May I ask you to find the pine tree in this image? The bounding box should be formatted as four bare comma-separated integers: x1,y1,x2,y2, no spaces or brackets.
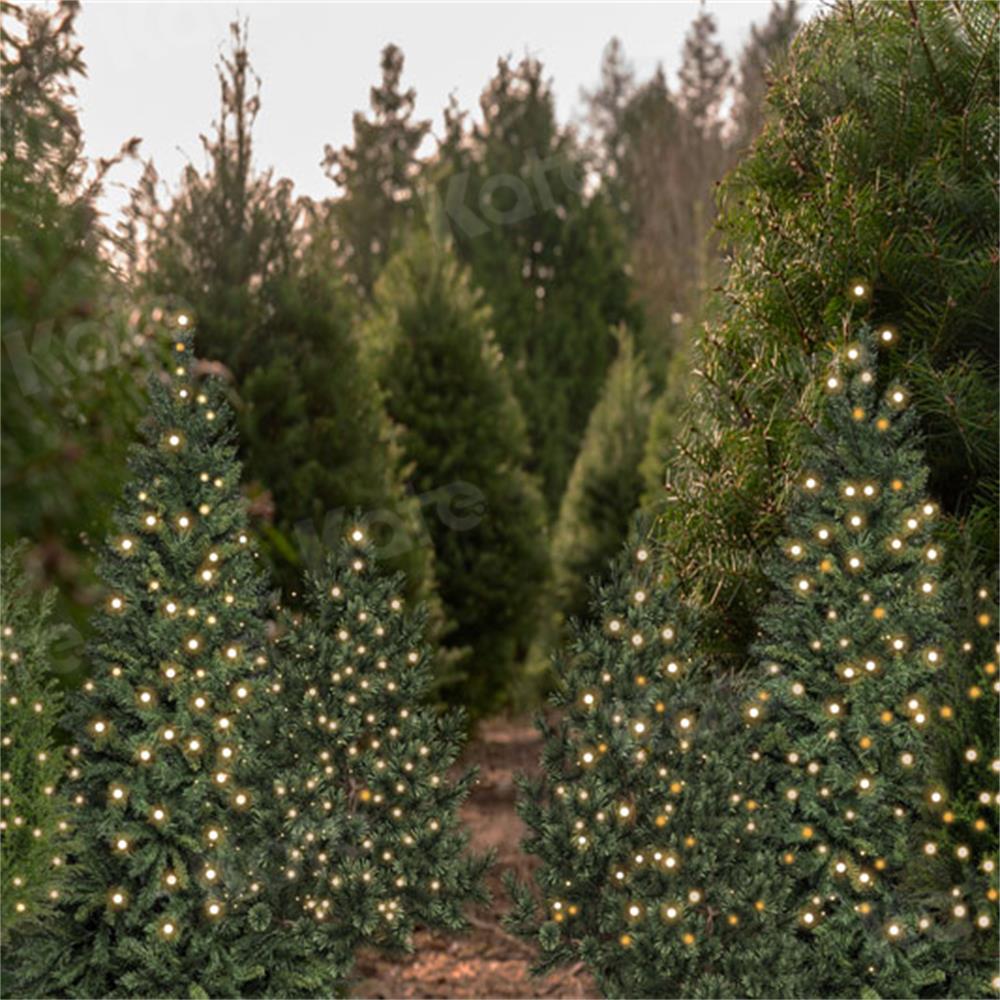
549,329,652,630
364,235,549,715
129,25,434,610
750,327,960,995
433,55,636,512
247,527,489,989
508,538,795,997
0,545,70,944
656,0,999,668
10,329,333,998
323,44,430,299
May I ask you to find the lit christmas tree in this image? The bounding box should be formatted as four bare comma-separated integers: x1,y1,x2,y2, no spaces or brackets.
917,576,999,996
249,527,489,989
751,325,962,995
508,537,796,997
11,326,334,998
0,545,70,943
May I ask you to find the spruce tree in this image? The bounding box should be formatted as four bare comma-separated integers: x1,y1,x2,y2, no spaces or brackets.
750,328,960,995
549,329,652,628
364,235,549,715
12,329,332,998
657,0,999,668
248,527,489,989
0,545,70,944
433,55,636,512
508,538,794,997
323,44,430,299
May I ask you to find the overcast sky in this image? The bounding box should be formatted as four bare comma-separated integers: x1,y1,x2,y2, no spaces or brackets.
65,1,819,218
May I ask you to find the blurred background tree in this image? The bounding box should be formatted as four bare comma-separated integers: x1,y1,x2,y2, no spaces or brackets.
1,0,161,676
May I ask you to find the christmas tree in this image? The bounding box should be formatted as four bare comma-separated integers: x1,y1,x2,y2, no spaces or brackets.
916,574,999,996
751,326,962,995
508,537,795,997
249,527,489,987
0,545,70,943
12,327,333,998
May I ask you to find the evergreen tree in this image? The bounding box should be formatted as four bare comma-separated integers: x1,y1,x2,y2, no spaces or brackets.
129,25,434,610
11,330,332,998
323,44,430,299
433,56,636,512
750,328,959,995
508,539,794,997
656,0,999,668
0,545,70,944
248,528,489,990
364,235,548,715
730,0,801,150
916,569,999,996
549,329,652,629
676,2,731,142
1,1,154,652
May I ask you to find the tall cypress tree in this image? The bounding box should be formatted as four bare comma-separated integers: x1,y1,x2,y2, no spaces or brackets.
10,330,333,998
0,545,70,945
364,235,549,715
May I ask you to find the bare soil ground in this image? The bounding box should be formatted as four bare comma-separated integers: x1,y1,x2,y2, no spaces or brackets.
352,717,598,1000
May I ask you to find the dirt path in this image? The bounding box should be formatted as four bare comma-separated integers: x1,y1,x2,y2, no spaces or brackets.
352,717,598,999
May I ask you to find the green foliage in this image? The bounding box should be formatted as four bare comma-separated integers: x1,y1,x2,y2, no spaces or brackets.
914,564,999,997
1,1,155,655
509,539,794,997
749,329,960,995
0,545,70,945
128,25,435,614
364,235,549,715
432,55,636,512
549,329,651,629
322,44,431,299
656,0,999,668
8,333,331,998
248,529,489,989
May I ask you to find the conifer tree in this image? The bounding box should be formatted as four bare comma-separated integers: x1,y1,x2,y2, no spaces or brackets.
364,235,548,715
508,538,795,998
11,329,332,998
916,573,999,996
248,527,489,989
323,44,430,299
750,328,960,995
129,25,434,610
2,1,153,646
550,329,652,628
657,0,999,667
433,55,636,512
0,545,70,944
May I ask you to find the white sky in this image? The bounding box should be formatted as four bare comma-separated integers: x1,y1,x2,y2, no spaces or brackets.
62,1,818,219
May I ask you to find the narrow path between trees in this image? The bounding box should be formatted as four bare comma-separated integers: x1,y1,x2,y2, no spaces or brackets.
353,717,598,999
